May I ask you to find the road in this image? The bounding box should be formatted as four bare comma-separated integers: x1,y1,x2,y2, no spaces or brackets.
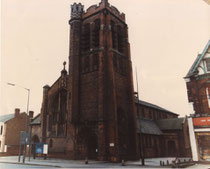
0,163,210,169
0,163,58,168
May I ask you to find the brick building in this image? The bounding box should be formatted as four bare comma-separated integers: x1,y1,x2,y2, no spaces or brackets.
40,0,137,162
185,40,210,161
0,108,33,155
136,99,191,158
38,0,191,161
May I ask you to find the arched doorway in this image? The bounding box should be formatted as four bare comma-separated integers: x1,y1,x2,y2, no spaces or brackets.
168,140,176,157
87,131,98,159
32,135,40,143
31,135,40,158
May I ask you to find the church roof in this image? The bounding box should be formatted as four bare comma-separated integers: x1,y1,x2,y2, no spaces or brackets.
135,98,178,116
185,40,210,78
136,118,163,135
155,117,185,130
0,114,14,123
30,114,41,125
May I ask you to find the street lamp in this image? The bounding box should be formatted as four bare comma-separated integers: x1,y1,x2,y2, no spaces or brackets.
135,68,145,166
7,82,30,163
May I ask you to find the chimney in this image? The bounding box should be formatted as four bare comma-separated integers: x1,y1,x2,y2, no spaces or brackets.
14,108,20,117
29,111,34,118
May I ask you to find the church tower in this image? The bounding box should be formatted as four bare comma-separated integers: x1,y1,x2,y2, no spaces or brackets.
68,0,139,161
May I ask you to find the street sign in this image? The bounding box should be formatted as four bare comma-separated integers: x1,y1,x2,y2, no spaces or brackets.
20,131,30,145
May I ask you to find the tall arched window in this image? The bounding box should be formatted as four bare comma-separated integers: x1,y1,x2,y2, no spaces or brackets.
117,25,124,53
60,89,67,124
92,19,100,48
111,21,116,49
82,23,90,51
49,139,53,148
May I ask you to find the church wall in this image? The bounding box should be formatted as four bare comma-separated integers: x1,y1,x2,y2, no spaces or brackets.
80,72,99,121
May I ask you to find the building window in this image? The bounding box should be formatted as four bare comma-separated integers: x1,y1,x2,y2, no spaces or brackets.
149,111,152,119
117,25,124,53
82,23,90,51
206,88,210,108
92,19,100,48
0,126,3,135
206,59,210,71
111,21,116,49
85,56,90,72
93,54,99,70
60,89,67,124
49,139,53,148
142,108,145,118
113,55,118,71
48,115,52,131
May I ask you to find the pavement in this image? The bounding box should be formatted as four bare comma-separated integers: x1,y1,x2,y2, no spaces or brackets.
0,156,198,168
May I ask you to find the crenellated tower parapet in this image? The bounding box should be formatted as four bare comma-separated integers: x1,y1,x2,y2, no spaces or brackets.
83,0,125,22
70,3,84,20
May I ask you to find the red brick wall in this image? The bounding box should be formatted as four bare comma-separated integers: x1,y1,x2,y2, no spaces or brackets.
5,113,27,146
186,75,210,115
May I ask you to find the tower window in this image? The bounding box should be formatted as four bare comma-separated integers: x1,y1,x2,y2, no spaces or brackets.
93,54,99,70
113,55,118,71
48,115,52,131
92,19,100,48
82,23,90,51
111,21,116,49
117,25,124,53
85,56,90,72
119,57,123,73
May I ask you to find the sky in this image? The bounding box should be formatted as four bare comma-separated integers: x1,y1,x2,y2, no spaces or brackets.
1,0,210,117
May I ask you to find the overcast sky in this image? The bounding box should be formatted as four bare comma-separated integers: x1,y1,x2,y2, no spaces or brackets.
1,0,210,117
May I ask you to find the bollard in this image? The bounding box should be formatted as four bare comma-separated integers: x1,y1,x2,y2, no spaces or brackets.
167,160,169,165
162,161,164,166
121,160,125,166
85,157,88,164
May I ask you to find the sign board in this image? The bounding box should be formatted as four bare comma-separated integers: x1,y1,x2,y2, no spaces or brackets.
109,143,114,147
35,143,44,154
43,144,48,154
193,117,210,127
20,131,30,145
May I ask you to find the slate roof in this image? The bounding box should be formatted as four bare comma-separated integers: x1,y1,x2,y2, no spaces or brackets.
30,114,41,125
155,118,185,130
135,98,178,116
0,114,14,123
136,118,163,135
186,40,210,78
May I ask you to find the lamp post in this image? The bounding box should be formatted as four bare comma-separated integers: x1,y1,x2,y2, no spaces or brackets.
7,83,30,163
135,68,145,166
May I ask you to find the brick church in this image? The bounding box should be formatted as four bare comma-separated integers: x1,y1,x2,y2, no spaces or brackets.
36,0,191,162
40,0,138,162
